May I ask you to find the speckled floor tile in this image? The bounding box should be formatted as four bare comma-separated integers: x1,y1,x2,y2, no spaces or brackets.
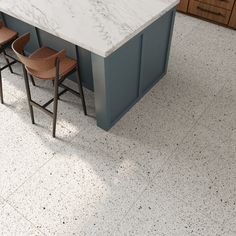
199,79,236,142
69,90,194,162
172,13,201,46
152,22,235,121
7,145,148,236
115,141,170,181
1,63,27,100
154,124,236,225
225,215,236,233
110,94,194,154
0,65,26,112
72,96,194,181
0,201,44,236
0,89,21,113
177,20,236,71
149,66,219,121
223,230,236,236
117,183,227,236
0,108,79,198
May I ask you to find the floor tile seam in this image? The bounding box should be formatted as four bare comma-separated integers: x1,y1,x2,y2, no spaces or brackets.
150,77,225,123
194,77,236,142
147,81,235,225
172,18,202,48
224,222,236,234
1,68,26,98
149,113,201,182
197,120,236,145
113,173,227,236
2,200,48,236
156,183,232,229
0,195,8,208
148,132,236,229
4,136,148,236
112,121,202,234
230,229,236,234
77,135,166,185
150,95,197,122
187,77,230,125
0,105,8,113
4,153,56,201
111,181,153,235
75,161,152,236
150,121,236,228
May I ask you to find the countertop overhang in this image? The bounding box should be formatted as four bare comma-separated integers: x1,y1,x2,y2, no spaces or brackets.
0,0,179,57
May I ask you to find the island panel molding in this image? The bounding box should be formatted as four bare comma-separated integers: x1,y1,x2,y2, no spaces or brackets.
0,0,179,57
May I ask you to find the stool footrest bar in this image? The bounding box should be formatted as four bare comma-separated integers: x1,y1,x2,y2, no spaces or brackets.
59,84,81,98
42,88,68,108
0,60,17,71
30,100,53,117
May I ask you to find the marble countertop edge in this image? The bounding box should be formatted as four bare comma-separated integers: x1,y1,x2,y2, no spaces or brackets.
0,0,179,57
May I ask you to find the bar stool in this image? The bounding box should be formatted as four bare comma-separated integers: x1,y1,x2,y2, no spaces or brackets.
12,33,87,137
0,19,18,104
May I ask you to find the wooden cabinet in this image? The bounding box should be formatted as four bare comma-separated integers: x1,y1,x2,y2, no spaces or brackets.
177,0,236,29
197,0,235,10
229,2,236,28
188,0,232,25
177,0,189,12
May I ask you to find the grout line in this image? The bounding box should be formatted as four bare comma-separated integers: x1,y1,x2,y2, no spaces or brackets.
142,80,234,228
2,200,48,236
173,13,202,47
4,155,56,200
3,119,86,201
112,184,151,235
114,115,200,233
114,73,232,233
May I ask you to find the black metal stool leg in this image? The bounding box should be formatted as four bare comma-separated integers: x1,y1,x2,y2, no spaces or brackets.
76,65,87,115
29,75,36,87
0,69,3,104
52,76,59,138
3,50,13,74
22,66,35,124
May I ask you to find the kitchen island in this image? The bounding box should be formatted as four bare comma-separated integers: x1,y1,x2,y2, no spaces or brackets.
0,0,179,130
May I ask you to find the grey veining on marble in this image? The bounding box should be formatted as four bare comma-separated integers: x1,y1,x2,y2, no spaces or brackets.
0,0,179,57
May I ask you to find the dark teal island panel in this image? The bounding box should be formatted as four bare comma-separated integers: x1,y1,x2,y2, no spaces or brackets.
91,8,176,130
91,35,142,129
140,10,175,94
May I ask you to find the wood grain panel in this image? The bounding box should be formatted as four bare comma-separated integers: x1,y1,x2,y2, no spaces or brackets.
197,0,235,10
229,2,236,28
177,0,189,12
189,0,231,24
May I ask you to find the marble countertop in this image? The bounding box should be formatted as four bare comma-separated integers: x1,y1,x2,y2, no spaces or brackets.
0,0,179,57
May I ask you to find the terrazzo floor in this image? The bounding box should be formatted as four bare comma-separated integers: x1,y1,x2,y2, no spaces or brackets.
0,13,236,236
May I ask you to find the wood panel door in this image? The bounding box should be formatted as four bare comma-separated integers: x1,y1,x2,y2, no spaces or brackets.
177,0,189,12
188,0,232,24
197,0,235,10
229,2,236,28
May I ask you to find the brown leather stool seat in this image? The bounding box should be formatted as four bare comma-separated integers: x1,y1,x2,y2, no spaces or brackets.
0,25,18,46
27,47,77,80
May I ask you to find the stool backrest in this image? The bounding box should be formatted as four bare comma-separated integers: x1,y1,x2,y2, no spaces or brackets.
12,33,66,72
